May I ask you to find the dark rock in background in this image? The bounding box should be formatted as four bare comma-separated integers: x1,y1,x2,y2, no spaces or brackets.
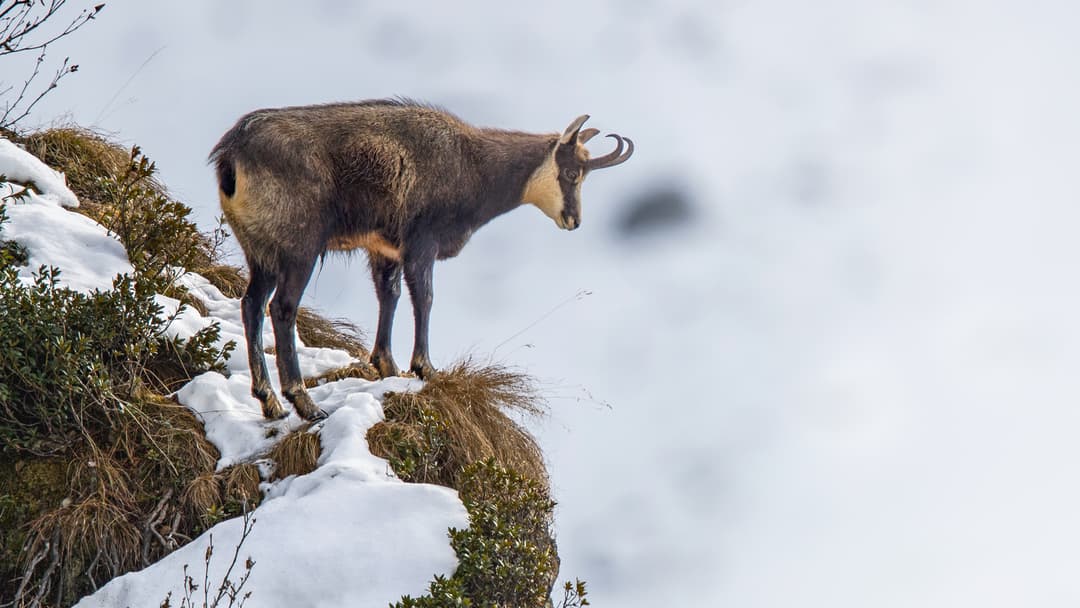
614,183,697,237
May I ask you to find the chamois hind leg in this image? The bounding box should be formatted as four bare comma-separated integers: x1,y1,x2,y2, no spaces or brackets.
241,263,286,420
368,254,403,378
269,255,326,421
404,241,438,380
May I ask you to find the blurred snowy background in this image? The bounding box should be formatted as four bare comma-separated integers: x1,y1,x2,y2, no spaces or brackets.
19,0,1080,605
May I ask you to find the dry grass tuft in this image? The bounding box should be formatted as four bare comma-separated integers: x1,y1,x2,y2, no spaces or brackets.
18,127,132,206
8,389,227,603
69,448,131,499
423,359,546,418
182,473,221,519
269,426,322,480
367,418,426,451
369,358,548,489
296,306,370,358
25,495,142,604
198,262,249,298
135,394,219,477
177,289,210,317
305,362,380,388
221,463,262,505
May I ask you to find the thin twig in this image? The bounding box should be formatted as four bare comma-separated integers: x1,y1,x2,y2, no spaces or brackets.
0,2,102,56
211,511,255,607
28,528,61,608
11,540,49,604
142,488,174,563
85,547,103,590
2,55,73,127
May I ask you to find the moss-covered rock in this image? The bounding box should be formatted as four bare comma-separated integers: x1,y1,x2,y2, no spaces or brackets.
0,458,70,599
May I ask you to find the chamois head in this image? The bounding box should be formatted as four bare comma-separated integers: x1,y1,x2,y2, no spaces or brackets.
524,115,634,230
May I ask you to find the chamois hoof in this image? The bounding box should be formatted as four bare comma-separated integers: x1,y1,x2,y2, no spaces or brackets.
285,389,327,422
410,360,437,381
304,408,328,423
260,392,289,421
370,351,400,379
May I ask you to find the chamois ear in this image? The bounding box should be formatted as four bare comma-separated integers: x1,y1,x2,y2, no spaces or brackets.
559,114,590,145
578,128,600,144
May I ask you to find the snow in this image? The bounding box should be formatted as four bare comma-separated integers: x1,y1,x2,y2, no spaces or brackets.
1,148,468,608
0,138,80,209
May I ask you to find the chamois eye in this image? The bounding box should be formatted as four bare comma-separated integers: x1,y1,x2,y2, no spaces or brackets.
562,168,579,181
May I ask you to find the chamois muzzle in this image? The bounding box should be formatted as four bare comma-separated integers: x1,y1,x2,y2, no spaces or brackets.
587,134,635,170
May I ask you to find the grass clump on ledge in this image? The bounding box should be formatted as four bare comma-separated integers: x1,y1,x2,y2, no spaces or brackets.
368,358,547,489
268,425,322,480
296,306,371,359
371,360,582,607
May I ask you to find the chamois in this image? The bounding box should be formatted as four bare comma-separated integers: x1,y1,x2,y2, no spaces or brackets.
210,99,633,421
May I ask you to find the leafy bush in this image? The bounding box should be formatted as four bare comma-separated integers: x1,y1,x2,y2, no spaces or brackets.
393,460,562,608
371,394,452,484
97,146,209,292
0,202,238,604
451,460,559,608
0,236,28,266
0,200,28,266
375,364,578,607
394,576,471,608
0,255,232,455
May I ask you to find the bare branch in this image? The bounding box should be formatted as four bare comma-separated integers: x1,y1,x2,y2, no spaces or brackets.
0,1,103,129
0,1,103,57
1,54,77,127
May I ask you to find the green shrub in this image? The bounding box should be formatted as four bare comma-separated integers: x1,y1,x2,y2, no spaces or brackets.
0,201,28,266
97,146,209,292
393,460,562,608
0,259,233,455
0,236,27,266
372,395,452,484
0,203,236,603
451,460,559,608
395,576,471,608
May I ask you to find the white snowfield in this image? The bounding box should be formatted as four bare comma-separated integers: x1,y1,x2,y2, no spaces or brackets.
1,140,469,608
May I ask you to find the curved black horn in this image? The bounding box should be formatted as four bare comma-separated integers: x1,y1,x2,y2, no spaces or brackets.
587,134,634,169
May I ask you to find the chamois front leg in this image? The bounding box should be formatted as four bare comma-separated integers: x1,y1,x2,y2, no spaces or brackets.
404,239,438,380
368,254,403,378
269,256,327,421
